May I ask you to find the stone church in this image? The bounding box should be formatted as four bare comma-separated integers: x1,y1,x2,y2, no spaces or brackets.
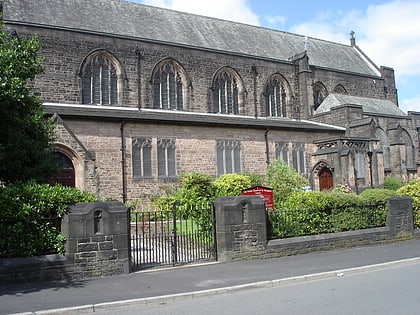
2,0,419,203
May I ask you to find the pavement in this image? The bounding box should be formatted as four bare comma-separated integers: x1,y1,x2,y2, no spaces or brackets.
2,238,420,315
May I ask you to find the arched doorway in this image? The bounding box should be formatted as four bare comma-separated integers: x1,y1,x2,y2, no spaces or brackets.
318,167,333,191
47,151,75,187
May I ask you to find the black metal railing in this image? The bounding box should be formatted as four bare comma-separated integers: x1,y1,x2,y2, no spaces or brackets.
130,203,216,269
0,217,62,258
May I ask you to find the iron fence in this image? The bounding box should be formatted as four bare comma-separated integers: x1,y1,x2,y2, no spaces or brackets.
0,217,62,258
130,203,216,270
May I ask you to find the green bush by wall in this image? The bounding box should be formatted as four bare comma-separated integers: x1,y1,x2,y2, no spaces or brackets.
0,182,98,258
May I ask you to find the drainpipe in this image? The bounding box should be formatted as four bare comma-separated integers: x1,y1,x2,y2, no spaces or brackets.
120,121,127,203
265,128,270,166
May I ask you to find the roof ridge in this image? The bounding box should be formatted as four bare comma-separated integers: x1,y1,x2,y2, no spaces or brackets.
3,0,380,76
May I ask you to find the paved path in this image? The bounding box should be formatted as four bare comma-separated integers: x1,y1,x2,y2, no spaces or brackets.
2,239,420,314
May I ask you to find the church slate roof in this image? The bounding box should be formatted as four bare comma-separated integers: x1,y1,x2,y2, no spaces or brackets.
315,94,407,117
43,103,345,132
3,0,380,77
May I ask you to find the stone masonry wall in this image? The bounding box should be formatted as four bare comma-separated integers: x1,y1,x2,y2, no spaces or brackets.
0,202,130,284
62,118,338,202
9,25,394,119
214,196,416,262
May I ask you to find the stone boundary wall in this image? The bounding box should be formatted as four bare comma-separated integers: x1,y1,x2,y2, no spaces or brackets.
264,227,391,258
0,202,130,284
0,197,416,284
214,196,415,262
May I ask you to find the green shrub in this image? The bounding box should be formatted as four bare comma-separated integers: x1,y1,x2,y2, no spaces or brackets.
0,182,98,258
324,191,386,232
359,188,398,204
177,173,216,205
268,191,330,238
241,172,264,186
267,189,387,239
323,191,360,212
383,176,403,191
265,159,308,207
397,180,420,227
151,173,216,235
213,173,252,197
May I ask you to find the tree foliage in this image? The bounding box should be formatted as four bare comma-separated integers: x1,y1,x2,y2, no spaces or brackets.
266,158,308,207
0,22,56,184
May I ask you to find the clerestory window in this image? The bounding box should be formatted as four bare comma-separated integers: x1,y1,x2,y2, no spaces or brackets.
152,61,185,110
265,76,288,117
213,70,240,114
82,53,119,105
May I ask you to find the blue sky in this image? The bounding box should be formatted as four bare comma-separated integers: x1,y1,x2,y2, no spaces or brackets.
129,0,420,113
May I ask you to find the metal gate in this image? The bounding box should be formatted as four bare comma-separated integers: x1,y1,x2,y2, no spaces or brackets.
130,203,216,270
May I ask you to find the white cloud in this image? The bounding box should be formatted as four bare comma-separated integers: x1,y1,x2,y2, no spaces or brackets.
140,0,260,25
285,1,420,113
285,1,420,77
356,1,420,76
401,97,420,113
264,15,287,29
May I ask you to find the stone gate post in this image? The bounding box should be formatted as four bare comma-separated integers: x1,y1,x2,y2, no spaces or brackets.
214,196,267,262
61,201,130,279
387,196,413,238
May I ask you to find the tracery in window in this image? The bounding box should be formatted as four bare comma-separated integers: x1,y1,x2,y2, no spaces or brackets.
265,74,290,117
82,52,121,105
152,60,186,110
157,138,176,180
212,68,242,114
275,142,289,164
292,142,306,176
132,138,152,179
216,139,241,175
313,82,328,110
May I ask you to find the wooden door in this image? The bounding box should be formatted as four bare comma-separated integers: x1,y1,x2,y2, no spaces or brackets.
319,167,333,191
47,152,75,187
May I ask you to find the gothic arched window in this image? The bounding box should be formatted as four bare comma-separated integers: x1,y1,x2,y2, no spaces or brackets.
265,74,290,117
82,52,121,105
332,84,347,94
313,82,328,110
152,60,186,110
212,68,242,114
402,130,415,170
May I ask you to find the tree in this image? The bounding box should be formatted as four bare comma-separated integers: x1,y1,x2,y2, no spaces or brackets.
0,21,56,184
266,158,308,207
